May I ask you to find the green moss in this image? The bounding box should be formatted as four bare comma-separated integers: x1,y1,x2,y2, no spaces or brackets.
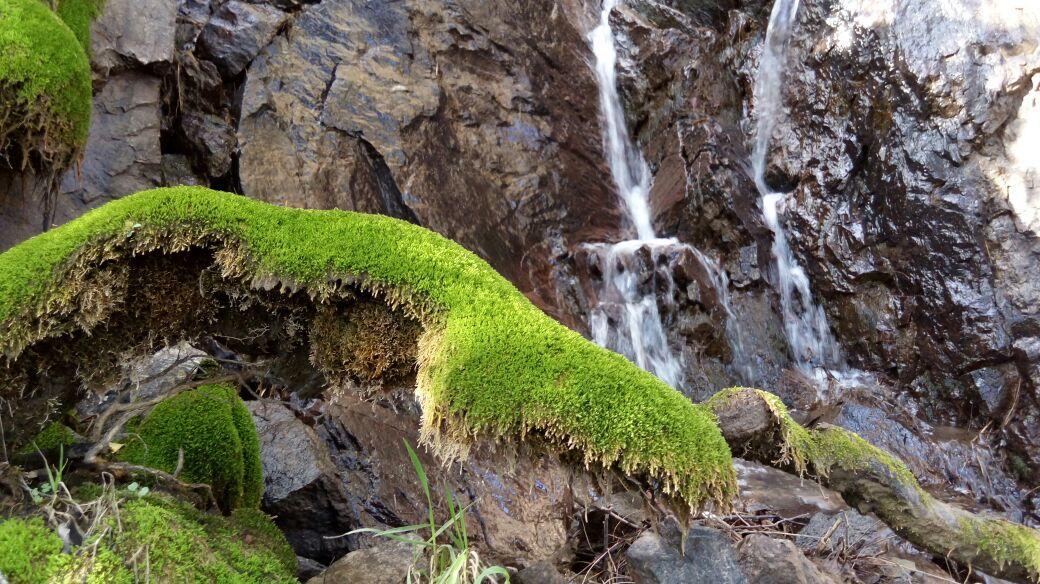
707,388,918,488
230,395,264,509
0,187,737,509
962,516,1040,577
0,0,92,165
120,383,263,511
109,495,296,583
0,496,292,583
0,517,63,584
53,0,104,51
49,547,133,584
19,420,76,454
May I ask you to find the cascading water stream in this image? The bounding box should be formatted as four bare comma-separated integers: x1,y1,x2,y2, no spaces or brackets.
585,0,754,387
751,0,844,373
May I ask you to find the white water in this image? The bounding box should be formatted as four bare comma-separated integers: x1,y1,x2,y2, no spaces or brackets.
752,0,844,372
590,0,655,241
586,0,754,387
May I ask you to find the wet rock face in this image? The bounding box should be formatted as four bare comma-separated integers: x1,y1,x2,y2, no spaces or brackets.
236,0,622,323
610,0,1040,510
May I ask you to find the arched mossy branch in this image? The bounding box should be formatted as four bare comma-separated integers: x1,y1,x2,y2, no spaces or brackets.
0,187,738,511
706,387,1040,584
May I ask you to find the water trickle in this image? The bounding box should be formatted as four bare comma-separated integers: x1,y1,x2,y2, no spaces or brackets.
751,0,844,373
590,0,655,241
585,0,754,388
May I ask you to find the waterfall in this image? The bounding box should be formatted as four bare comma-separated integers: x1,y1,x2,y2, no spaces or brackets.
585,0,754,388
751,0,843,372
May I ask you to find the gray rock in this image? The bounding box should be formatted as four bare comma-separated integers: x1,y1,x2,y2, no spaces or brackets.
58,72,162,217
161,155,205,187
626,527,747,584
181,112,236,177
515,561,567,584
795,511,893,557
197,1,288,78
297,556,326,581
247,400,353,563
305,542,413,584
91,0,178,74
76,342,209,419
737,534,835,584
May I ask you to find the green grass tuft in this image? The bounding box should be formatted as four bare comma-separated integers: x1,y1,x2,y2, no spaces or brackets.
0,187,737,509
0,0,92,165
119,383,264,511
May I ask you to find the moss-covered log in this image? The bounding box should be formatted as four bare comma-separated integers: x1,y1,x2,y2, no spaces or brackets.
707,387,1040,583
0,186,737,510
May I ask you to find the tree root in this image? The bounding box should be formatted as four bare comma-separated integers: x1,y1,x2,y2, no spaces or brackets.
706,388,1040,583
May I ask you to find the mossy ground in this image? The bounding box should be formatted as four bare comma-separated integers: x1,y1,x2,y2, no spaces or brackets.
120,383,264,511
0,495,294,583
0,0,92,167
0,187,737,510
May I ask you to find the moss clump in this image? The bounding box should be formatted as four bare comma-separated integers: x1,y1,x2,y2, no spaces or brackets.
49,546,133,584
120,383,263,511
0,187,737,510
53,0,105,52
310,301,421,383
0,0,92,168
19,420,76,454
0,517,63,583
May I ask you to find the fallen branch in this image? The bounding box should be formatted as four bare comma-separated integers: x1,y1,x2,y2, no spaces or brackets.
706,388,1040,584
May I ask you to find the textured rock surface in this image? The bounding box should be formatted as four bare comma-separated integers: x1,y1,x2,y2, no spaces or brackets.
626,526,747,584
737,535,834,584
305,542,413,584
237,0,620,324
247,400,353,564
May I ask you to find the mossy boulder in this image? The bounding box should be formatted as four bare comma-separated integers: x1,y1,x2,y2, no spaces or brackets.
0,0,92,169
121,383,264,511
0,495,294,583
0,187,737,510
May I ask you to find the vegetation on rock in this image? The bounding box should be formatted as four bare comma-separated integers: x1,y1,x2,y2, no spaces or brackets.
0,186,738,510
120,383,264,511
0,0,92,169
